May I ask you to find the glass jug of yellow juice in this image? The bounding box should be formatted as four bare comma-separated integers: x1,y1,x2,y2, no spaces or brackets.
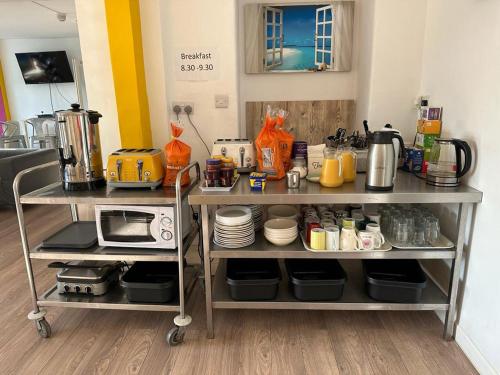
340,147,357,182
320,148,344,187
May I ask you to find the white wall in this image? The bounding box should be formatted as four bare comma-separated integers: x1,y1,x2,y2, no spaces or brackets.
0,37,82,122
152,0,239,165
356,0,427,141
75,0,120,159
420,0,500,373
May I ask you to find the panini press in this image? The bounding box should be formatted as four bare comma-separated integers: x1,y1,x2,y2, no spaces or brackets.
49,261,122,296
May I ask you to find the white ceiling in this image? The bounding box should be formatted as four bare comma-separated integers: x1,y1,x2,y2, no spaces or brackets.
0,0,78,39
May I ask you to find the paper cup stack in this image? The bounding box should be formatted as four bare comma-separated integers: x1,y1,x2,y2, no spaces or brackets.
214,206,255,248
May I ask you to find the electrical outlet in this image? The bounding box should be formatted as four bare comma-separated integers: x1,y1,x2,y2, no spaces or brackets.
172,102,195,115
215,95,229,108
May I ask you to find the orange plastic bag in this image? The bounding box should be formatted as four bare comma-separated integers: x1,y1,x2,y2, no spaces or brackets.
276,109,294,171
255,112,285,180
163,122,191,187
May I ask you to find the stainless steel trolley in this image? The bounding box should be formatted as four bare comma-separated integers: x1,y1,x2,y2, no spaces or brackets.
188,172,483,340
14,161,201,346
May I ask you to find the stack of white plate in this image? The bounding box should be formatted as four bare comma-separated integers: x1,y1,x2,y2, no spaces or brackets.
214,206,255,248
268,205,299,221
264,218,298,246
248,204,265,231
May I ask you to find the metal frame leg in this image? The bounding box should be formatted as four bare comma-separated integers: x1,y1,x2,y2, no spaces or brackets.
201,204,214,338
70,204,79,222
444,202,471,340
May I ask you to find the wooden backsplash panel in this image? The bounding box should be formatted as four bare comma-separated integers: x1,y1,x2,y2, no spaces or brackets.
245,100,356,144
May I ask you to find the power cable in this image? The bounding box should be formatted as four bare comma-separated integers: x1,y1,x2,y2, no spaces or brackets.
48,84,55,114
54,82,73,105
186,112,210,156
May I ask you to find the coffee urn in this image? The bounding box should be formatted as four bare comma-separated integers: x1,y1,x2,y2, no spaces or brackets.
56,104,105,191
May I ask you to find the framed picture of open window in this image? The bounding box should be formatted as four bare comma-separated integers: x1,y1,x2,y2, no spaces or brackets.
244,1,354,73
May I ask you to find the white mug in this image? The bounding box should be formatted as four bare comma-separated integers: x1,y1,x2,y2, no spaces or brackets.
324,225,340,250
358,230,377,250
366,212,381,225
365,223,385,248
340,227,360,251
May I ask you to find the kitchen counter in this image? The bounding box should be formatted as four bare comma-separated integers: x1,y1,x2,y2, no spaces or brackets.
188,171,483,205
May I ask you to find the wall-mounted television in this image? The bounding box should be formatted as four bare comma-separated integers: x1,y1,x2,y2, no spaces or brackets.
15,51,74,84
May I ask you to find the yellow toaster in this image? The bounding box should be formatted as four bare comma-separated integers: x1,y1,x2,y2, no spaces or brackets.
106,148,165,189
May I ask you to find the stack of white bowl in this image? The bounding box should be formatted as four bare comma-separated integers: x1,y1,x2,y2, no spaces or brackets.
268,205,299,221
214,206,255,248
264,218,298,246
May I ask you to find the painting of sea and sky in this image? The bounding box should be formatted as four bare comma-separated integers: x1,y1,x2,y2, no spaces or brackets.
244,2,354,74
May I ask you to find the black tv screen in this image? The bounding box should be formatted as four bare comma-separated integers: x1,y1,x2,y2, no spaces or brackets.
15,51,74,84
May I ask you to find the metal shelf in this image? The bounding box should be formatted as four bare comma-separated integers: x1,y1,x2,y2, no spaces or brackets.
212,260,449,311
30,227,198,262
189,172,482,205
38,285,181,312
19,182,193,205
211,231,456,260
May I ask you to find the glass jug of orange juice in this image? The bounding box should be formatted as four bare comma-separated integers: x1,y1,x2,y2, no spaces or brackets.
320,148,344,187
339,147,357,182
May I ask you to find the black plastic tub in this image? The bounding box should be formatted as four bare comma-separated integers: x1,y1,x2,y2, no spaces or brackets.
285,259,347,301
363,259,427,303
121,262,178,303
226,259,281,301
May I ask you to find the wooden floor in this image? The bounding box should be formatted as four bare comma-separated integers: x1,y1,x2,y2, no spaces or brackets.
0,205,477,375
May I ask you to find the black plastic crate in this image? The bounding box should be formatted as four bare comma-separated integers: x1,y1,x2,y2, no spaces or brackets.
121,262,178,303
226,259,281,301
285,259,346,301
363,259,427,303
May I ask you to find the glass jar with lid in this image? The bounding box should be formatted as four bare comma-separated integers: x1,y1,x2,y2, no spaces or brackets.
291,156,308,178
320,148,344,188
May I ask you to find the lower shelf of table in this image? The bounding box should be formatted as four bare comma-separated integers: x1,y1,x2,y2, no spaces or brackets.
211,259,449,311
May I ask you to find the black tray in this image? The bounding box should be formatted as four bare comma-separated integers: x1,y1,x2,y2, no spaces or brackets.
285,259,346,301
42,222,98,249
121,262,178,303
363,260,427,303
226,259,281,301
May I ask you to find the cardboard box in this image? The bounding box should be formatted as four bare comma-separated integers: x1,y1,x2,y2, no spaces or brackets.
417,120,442,135
415,133,440,149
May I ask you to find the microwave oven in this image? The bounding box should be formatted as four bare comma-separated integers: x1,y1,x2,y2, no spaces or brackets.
95,203,192,249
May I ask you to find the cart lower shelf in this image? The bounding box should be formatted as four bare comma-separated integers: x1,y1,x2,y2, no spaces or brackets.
211,260,449,311
38,266,198,312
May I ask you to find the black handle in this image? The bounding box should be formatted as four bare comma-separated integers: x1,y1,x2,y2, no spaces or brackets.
452,139,472,178
392,133,406,160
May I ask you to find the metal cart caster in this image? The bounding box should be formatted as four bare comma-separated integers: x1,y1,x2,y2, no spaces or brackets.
28,309,51,338
166,326,185,346
166,314,192,346
36,318,52,338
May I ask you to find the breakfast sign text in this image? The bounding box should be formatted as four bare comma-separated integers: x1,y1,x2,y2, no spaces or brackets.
175,47,219,81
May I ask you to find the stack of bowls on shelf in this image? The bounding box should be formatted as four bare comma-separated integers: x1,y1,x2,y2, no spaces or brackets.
214,206,255,248
264,218,298,246
267,205,299,221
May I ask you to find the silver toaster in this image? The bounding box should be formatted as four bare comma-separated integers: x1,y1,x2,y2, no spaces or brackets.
211,139,256,173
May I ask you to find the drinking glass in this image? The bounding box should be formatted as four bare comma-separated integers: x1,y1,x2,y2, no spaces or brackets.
413,224,426,246
425,216,440,243
395,222,409,244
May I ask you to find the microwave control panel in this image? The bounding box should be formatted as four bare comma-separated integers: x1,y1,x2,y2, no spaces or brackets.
159,207,175,246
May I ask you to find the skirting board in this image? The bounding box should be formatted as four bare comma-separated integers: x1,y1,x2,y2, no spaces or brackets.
421,263,497,374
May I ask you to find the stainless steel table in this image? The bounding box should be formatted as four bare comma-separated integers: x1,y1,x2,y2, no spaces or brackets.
188,172,483,340
14,161,201,346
